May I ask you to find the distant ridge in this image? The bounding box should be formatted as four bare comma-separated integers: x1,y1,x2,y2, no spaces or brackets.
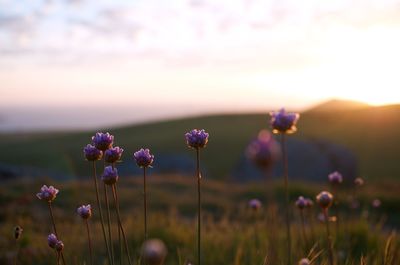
307,99,370,112
0,99,399,181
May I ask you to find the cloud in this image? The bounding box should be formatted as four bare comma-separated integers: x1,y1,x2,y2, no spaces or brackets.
1,0,400,67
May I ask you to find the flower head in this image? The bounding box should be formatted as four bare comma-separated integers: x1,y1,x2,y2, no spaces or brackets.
246,130,280,169
14,226,23,240
248,199,262,211
328,171,343,185
55,240,64,252
305,198,314,208
270,108,300,134
83,144,103,161
354,177,364,187
296,196,308,210
316,191,334,209
105,146,124,163
92,132,114,151
372,199,381,208
48,233,58,248
133,148,154,168
36,185,59,202
77,204,92,219
185,129,209,149
141,239,168,265
101,166,119,185
298,258,310,265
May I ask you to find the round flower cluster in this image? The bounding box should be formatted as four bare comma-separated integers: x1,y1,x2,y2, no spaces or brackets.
105,146,124,163
246,130,280,169
185,129,209,149
134,148,154,168
328,171,343,185
36,185,59,202
102,166,119,185
48,233,64,252
248,199,262,211
77,204,92,219
316,191,334,209
270,108,300,134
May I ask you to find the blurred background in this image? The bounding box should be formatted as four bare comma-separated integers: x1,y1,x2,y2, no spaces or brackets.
0,0,399,182
1,0,400,130
1,1,400,264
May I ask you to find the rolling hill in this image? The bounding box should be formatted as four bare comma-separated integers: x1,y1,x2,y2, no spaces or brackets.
0,100,399,181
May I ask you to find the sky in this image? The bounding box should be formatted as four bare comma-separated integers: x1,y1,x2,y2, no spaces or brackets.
1,0,400,130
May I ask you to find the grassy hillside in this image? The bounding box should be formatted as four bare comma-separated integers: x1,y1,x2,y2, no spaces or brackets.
0,100,399,180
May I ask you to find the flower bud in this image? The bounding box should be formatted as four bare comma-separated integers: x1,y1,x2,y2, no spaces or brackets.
316,191,334,209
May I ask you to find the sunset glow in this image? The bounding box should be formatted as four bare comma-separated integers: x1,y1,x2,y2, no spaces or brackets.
0,0,399,130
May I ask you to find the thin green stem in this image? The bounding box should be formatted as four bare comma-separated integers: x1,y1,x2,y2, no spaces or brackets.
104,183,115,265
196,148,201,265
281,133,291,265
48,202,66,265
85,219,93,265
143,167,148,240
57,251,60,265
48,202,58,236
112,184,133,265
323,209,335,265
332,185,340,234
111,162,123,265
91,161,112,265
300,209,307,247
14,239,19,265
119,225,122,265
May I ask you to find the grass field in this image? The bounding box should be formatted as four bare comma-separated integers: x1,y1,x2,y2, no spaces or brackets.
0,175,399,265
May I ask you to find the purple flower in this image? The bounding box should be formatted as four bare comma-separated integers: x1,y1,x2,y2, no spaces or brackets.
101,166,119,185
92,132,114,151
270,108,300,134
295,196,307,210
55,240,64,252
298,258,310,265
354,177,364,187
246,130,280,169
328,171,343,185
77,204,92,219
316,191,334,209
248,199,262,211
105,146,124,163
133,148,154,168
83,144,103,161
48,233,58,248
141,239,167,265
372,199,381,208
185,129,209,149
36,185,59,202
305,198,314,208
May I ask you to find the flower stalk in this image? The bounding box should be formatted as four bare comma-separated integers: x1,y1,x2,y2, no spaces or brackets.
48,203,66,265
281,133,292,265
184,128,209,265
91,161,112,265
133,148,154,241
112,184,133,265
85,219,93,265
143,167,148,240
196,147,201,265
